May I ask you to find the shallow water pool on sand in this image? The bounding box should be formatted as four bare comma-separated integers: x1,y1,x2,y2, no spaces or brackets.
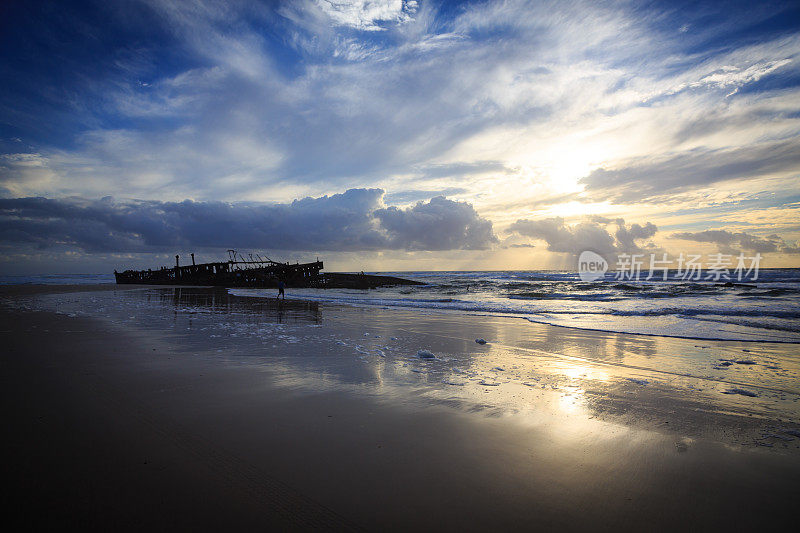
5,285,800,530
13,286,800,447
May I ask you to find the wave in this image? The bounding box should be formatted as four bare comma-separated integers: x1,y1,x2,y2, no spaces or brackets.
231,288,798,319
219,268,800,343
506,292,625,301
230,285,800,342
610,308,800,319
687,315,800,333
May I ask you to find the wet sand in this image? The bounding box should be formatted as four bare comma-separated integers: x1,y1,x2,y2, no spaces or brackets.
2,285,800,531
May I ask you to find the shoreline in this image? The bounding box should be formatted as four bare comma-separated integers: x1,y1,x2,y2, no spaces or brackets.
233,286,800,344
3,284,800,529
6,284,800,434
4,281,799,343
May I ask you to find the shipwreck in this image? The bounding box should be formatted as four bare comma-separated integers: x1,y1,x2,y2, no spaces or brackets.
114,250,422,289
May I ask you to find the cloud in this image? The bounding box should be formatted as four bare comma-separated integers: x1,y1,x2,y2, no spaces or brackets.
660,59,793,99
671,229,800,255
383,187,468,204
0,189,496,253
506,216,657,257
580,140,800,203
1,0,800,271
374,195,497,250
313,0,418,31
410,161,514,180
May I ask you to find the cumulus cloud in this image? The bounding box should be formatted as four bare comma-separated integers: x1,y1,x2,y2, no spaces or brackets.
506,217,657,258
671,230,800,255
383,187,468,204
375,196,496,250
616,220,658,250
0,189,496,253
2,0,800,271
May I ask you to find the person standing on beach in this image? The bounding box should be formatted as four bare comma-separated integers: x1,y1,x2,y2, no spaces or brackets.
277,279,285,300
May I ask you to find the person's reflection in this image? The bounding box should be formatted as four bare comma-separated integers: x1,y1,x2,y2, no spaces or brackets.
276,299,285,323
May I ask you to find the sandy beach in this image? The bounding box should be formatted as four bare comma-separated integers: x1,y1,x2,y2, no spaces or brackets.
2,284,800,531
4,0,800,530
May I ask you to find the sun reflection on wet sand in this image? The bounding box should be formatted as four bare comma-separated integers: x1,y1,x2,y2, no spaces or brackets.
17,286,800,449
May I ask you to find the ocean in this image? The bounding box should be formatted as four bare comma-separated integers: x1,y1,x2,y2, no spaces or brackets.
233,269,800,343
3,269,799,343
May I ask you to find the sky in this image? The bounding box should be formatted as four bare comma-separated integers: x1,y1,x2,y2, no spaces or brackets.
0,0,799,274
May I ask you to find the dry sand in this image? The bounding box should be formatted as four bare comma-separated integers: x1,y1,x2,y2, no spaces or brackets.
2,284,799,531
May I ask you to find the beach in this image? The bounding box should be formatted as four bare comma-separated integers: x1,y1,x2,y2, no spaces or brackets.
2,284,800,531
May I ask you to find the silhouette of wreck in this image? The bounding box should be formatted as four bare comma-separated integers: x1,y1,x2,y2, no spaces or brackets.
114,250,423,289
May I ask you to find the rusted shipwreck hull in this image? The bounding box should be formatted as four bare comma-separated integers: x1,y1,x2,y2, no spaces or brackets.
114,253,422,289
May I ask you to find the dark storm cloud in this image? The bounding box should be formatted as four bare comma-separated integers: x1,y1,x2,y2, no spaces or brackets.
580,140,800,203
0,189,497,253
374,196,497,250
671,229,800,254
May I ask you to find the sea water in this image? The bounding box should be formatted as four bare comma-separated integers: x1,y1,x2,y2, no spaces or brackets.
4,269,798,343
231,269,800,343
0,273,115,285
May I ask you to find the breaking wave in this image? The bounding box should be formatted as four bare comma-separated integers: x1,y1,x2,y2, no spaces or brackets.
231,269,800,343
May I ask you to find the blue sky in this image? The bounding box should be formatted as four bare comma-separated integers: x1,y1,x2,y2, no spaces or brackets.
0,0,799,273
